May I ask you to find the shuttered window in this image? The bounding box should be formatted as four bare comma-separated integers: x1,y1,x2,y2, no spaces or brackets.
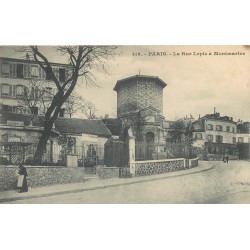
2,62,10,76
1,84,10,96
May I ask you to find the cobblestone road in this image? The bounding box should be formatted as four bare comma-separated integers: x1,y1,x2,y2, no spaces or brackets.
5,160,250,204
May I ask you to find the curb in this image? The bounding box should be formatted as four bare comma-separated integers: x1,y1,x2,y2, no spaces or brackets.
0,164,215,203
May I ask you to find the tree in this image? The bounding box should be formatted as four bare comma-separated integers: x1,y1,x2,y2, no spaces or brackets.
16,78,55,117
80,101,96,119
20,46,116,163
166,118,193,144
119,104,154,142
64,91,96,119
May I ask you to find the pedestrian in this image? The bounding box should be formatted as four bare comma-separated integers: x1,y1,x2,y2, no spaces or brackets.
224,149,229,164
17,164,28,193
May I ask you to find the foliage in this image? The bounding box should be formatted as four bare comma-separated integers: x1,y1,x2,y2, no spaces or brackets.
167,118,194,145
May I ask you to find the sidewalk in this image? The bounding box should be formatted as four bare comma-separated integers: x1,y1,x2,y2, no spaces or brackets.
0,161,216,203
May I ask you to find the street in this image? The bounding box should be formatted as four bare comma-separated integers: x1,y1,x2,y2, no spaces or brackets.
4,160,250,204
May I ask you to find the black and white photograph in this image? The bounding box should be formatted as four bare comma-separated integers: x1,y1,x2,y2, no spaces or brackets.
0,45,249,204
1,1,250,250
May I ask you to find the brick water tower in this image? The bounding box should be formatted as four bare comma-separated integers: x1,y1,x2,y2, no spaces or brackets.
114,75,167,143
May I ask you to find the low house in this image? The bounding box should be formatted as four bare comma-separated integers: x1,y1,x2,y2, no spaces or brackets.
0,111,112,165
54,117,112,165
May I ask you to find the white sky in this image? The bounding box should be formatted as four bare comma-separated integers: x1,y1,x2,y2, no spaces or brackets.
0,45,249,121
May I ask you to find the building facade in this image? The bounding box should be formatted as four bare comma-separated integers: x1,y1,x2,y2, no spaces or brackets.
192,112,238,160
0,56,72,116
236,121,250,159
113,75,167,143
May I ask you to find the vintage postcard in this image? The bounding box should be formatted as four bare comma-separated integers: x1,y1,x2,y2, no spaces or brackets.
0,45,249,204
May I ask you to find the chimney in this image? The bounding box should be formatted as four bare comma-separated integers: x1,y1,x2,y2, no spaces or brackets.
214,107,216,114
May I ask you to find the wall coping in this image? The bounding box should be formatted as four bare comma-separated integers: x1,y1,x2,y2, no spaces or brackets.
98,166,120,169
189,158,199,161
0,165,75,169
135,158,185,164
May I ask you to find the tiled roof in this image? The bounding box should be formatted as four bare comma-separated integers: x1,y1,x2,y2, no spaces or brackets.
55,117,112,137
0,112,112,138
113,74,167,91
102,118,122,136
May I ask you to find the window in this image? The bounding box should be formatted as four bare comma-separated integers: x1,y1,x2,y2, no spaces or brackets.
207,124,213,130
59,68,65,82
216,135,223,143
45,67,53,80
226,126,230,132
31,65,38,77
9,85,16,98
196,133,202,140
16,64,24,78
1,62,10,76
16,85,24,98
216,125,223,131
207,134,213,142
31,86,39,99
238,137,243,143
233,137,236,144
1,84,10,96
232,127,235,133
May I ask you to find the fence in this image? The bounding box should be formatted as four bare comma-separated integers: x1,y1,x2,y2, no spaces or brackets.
0,142,104,167
104,139,129,167
135,142,197,161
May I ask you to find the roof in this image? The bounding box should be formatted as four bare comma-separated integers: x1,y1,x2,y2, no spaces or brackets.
55,117,112,137
113,74,167,91
0,112,112,138
0,56,71,68
102,118,122,136
201,113,237,124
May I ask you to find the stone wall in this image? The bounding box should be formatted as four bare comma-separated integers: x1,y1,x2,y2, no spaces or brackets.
189,158,199,168
96,166,120,179
135,158,187,177
0,166,85,191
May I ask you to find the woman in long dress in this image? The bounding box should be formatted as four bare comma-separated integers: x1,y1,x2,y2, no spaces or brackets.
18,164,28,192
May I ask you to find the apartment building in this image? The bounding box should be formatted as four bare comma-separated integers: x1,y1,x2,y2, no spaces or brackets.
0,55,71,115
192,112,238,160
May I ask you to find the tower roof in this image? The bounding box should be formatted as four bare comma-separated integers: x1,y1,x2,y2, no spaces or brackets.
113,74,167,91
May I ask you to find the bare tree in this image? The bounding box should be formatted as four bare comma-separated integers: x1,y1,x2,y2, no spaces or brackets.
64,91,97,119
16,78,55,117
19,46,117,163
64,91,85,118
80,101,96,119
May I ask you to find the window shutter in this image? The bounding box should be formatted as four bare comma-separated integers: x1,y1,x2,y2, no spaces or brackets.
9,85,12,96
28,64,31,78
10,63,13,76
12,85,16,98
13,63,17,77
24,64,28,78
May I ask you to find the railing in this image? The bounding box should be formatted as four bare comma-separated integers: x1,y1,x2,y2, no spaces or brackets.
0,143,104,167
135,143,197,161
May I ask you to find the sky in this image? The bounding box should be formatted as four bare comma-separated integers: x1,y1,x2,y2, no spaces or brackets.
0,45,249,121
